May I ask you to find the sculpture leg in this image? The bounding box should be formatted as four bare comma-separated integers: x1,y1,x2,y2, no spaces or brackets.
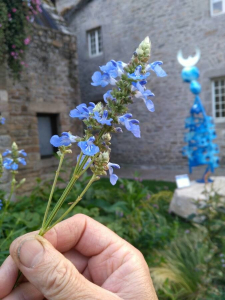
196,166,213,183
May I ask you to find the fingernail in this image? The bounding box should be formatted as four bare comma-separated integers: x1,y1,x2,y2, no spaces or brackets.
18,238,44,268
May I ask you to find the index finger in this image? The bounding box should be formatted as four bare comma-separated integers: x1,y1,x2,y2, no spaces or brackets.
44,213,127,256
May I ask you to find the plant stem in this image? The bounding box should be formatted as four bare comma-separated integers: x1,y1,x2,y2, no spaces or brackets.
40,174,97,235
7,171,16,203
73,151,83,176
41,153,65,228
39,174,79,234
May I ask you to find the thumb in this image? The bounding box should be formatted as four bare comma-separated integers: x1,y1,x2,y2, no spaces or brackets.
10,235,120,300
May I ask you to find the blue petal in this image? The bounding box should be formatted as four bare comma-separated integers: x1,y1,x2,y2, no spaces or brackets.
12,163,18,170
110,174,118,185
18,157,26,165
78,140,99,156
154,64,167,77
145,99,155,112
19,149,27,157
2,150,11,156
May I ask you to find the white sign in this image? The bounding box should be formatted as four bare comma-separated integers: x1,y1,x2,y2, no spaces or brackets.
175,174,191,189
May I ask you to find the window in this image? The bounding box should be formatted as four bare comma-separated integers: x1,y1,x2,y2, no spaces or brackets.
37,114,59,158
210,0,225,16
212,78,225,122
87,28,103,57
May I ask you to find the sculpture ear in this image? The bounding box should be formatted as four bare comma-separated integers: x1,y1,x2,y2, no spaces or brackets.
177,48,201,67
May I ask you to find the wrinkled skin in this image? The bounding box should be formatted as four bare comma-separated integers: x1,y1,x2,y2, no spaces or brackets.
0,214,158,300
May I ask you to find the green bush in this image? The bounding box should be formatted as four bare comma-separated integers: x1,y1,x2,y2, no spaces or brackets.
1,174,224,300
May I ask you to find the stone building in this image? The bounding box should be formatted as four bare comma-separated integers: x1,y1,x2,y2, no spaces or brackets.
61,0,225,180
0,2,81,194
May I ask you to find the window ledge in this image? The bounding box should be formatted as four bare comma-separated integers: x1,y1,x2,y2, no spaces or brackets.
214,118,225,123
211,11,225,17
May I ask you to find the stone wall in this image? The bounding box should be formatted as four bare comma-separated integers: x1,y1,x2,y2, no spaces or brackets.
68,0,225,178
0,24,81,194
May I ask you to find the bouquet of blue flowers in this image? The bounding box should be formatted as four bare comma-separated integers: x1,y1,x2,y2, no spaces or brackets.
38,36,167,236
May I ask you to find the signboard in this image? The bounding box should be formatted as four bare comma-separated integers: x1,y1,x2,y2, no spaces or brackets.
175,174,191,189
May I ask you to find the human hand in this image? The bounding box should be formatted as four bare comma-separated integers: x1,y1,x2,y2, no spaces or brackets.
0,214,158,300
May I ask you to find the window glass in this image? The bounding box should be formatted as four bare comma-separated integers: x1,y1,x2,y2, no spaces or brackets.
213,79,225,121
211,0,224,15
37,114,58,157
88,28,103,57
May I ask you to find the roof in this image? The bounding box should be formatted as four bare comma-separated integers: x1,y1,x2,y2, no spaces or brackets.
35,2,71,34
63,0,93,23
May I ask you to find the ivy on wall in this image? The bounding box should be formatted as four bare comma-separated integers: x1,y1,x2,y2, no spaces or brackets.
0,0,42,79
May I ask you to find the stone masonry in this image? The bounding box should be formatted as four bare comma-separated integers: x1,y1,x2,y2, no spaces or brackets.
64,0,225,181
0,24,81,194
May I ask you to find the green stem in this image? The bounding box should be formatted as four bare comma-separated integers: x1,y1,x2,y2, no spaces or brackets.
8,171,16,203
39,174,79,235
73,151,83,176
41,153,65,228
40,174,97,235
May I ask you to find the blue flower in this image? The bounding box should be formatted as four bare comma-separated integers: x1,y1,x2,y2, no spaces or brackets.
100,61,118,78
118,114,141,138
18,157,26,166
146,61,167,77
91,71,117,87
107,162,120,185
50,132,78,148
77,154,92,169
103,90,116,103
94,110,113,126
78,137,100,156
132,82,155,112
127,65,150,80
0,200,3,210
3,158,18,170
19,149,27,157
88,102,96,112
2,149,12,156
70,103,93,120
0,117,5,125
100,60,126,78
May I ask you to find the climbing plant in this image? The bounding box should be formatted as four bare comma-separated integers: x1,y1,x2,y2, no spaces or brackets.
0,0,42,79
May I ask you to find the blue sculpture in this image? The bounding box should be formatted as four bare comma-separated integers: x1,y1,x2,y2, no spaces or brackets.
177,49,220,183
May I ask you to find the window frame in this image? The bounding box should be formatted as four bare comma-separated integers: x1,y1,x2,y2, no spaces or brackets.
210,0,225,16
87,27,103,58
211,78,225,123
37,113,59,159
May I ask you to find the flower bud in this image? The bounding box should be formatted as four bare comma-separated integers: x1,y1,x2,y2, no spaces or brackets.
93,102,103,113
102,133,111,142
12,142,18,152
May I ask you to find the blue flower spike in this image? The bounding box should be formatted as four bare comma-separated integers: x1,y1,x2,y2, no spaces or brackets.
108,162,120,185
50,132,78,148
78,136,100,156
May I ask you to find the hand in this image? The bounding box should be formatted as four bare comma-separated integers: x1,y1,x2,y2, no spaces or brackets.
0,214,158,300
